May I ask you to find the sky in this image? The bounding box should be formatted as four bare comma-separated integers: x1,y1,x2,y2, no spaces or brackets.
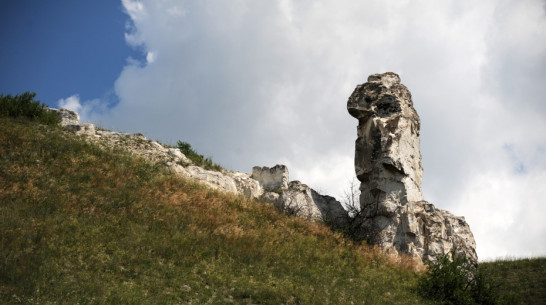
1,0,545,261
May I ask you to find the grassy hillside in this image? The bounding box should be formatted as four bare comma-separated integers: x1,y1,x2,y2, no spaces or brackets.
0,117,430,304
2,116,545,305
480,257,546,305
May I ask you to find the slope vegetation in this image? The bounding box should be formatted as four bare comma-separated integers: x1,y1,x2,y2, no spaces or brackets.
480,257,546,305
0,117,429,304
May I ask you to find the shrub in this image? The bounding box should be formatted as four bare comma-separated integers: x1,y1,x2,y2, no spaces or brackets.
177,140,223,171
417,253,500,305
0,92,59,125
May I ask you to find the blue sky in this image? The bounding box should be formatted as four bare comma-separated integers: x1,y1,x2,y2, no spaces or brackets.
0,0,142,106
1,0,546,260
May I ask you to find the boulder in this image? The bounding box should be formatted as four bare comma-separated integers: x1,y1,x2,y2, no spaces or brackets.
347,72,477,264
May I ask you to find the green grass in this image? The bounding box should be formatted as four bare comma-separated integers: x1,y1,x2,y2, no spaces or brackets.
479,257,546,305
3,117,543,305
0,117,430,304
177,141,223,172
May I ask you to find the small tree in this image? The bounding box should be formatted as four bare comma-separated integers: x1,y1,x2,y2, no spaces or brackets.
337,176,367,241
342,176,361,218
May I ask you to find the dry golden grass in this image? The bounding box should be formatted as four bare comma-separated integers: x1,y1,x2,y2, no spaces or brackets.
1,117,432,304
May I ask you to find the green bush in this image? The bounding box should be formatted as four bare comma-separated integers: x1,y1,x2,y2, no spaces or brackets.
0,92,59,125
177,140,223,171
417,253,501,305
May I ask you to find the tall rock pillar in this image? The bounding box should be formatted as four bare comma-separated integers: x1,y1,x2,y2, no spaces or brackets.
347,72,477,264
348,72,423,218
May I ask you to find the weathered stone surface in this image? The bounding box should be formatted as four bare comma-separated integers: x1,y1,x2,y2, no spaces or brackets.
164,162,264,198
347,72,423,205
277,181,322,220
251,164,349,224
48,108,80,126
74,123,96,136
184,166,238,193
47,108,96,136
251,165,289,191
255,171,348,226
314,193,350,228
228,171,264,199
348,72,477,264
262,191,281,203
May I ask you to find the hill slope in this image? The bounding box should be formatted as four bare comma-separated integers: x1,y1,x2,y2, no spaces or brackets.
0,117,430,304
480,257,546,305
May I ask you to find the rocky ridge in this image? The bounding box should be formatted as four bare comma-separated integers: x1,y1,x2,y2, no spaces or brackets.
347,72,477,264
49,73,477,266
49,108,348,228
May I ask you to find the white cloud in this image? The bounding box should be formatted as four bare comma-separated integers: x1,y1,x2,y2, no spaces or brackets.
86,0,546,260
122,0,146,21
146,51,156,63
458,168,546,259
57,95,82,113
57,94,109,124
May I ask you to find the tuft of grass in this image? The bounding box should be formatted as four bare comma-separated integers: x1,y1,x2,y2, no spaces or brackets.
0,92,60,125
177,140,223,171
0,117,430,304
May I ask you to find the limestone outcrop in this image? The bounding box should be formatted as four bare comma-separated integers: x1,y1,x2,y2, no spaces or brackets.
347,72,477,264
48,108,346,226
51,107,79,126
252,165,348,227
251,165,289,191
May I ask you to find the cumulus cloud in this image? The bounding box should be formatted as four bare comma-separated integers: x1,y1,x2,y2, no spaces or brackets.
87,0,546,260
57,94,109,124
58,95,82,113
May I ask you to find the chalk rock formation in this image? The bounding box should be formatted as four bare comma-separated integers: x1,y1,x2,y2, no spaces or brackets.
51,108,79,126
252,165,289,190
48,108,345,225
48,107,94,136
229,171,263,199
252,165,348,227
347,72,477,264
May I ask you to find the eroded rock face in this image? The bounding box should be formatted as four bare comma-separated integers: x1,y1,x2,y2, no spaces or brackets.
348,72,477,264
277,181,348,226
252,165,348,226
251,165,289,191
347,72,423,207
49,108,80,126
